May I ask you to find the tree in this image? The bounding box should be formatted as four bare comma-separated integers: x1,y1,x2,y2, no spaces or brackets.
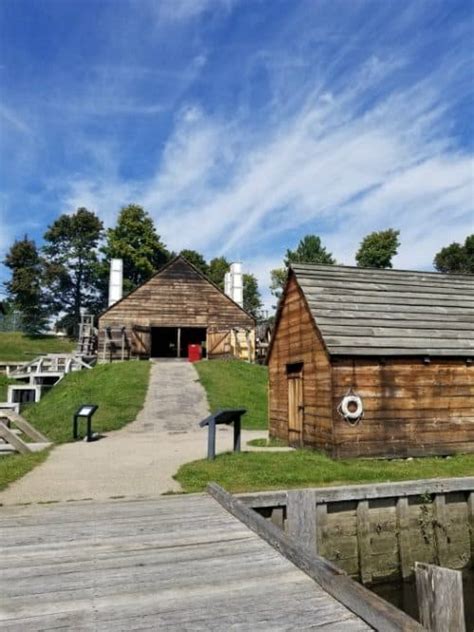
179,249,209,276
102,204,170,294
434,234,474,274
243,273,263,318
355,228,400,269
208,256,230,290
43,208,104,334
270,234,335,298
3,235,48,333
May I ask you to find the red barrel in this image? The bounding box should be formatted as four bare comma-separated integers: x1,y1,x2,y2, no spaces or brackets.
188,344,202,362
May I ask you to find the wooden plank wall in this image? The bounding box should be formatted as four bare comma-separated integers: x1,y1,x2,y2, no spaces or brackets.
332,358,474,458
98,259,254,359
268,276,333,451
239,478,474,586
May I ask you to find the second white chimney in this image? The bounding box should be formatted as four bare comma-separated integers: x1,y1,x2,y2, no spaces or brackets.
230,262,243,307
108,258,123,307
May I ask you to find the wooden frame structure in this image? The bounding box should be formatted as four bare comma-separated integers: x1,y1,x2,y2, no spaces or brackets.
267,264,474,458
98,256,256,361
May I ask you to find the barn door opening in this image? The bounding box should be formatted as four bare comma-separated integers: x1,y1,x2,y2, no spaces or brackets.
150,326,207,358
287,362,304,447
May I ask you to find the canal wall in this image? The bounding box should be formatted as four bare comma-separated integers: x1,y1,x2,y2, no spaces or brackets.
237,477,474,585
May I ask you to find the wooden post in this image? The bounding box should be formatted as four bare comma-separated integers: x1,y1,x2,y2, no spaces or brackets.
287,489,317,552
177,327,181,359
396,497,413,579
415,562,465,632
468,492,474,562
356,500,372,584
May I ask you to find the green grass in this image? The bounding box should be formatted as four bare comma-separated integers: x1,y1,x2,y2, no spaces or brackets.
175,450,474,494
195,360,267,429
0,375,14,401
23,361,150,443
0,361,150,492
0,332,75,362
247,437,286,447
0,451,50,493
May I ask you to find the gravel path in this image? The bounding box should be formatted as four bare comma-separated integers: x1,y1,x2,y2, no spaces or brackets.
0,360,267,505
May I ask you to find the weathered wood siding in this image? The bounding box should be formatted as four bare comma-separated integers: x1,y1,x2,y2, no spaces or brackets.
331,358,474,458
268,276,333,451
98,258,254,359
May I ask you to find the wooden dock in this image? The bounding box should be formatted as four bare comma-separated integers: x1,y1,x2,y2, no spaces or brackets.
0,494,371,631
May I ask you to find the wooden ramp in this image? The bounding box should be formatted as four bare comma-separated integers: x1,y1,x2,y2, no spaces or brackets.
0,412,51,455
0,494,370,631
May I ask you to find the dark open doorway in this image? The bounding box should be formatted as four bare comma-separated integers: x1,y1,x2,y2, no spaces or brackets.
150,327,207,358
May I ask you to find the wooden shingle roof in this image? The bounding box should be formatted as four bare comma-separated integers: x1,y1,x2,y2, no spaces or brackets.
291,263,474,357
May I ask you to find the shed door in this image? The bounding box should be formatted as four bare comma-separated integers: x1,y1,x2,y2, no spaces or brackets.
287,363,304,446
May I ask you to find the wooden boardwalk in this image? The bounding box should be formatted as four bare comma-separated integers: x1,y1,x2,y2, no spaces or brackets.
0,494,370,631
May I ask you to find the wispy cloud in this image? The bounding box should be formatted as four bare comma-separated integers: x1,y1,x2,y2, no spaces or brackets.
0,105,32,136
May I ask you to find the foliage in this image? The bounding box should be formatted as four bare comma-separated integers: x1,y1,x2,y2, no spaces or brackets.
243,273,262,317
23,361,150,443
195,360,267,429
42,208,104,334
355,228,400,268
434,234,474,274
179,249,209,276
208,256,230,289
3,236,48,333
102,204,170,295
270,234,335,297
0,374,14,400
0,332,75,361
269,268,288,300
175,450,474,493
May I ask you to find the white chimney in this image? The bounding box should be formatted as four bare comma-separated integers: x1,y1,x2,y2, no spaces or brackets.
224,271,232,297
230,262,243,307
108,258,123,307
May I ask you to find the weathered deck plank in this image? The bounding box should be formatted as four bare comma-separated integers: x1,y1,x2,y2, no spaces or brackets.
0,494,370,631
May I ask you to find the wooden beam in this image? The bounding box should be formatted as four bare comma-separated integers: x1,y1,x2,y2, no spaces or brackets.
177,327,181,358
287,489,317,552
0,423,32,454
415,562,465,632
208,483,423,632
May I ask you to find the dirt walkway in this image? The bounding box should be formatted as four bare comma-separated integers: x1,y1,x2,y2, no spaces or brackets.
0,360,267,505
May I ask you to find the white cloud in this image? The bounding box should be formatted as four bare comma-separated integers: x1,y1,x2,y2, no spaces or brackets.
154,0,234,23
57,40,474,307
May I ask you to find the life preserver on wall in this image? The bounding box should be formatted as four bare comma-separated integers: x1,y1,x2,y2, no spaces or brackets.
338,393,364,425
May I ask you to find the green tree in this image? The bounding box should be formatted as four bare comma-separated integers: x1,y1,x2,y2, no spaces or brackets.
43,208,104,334
243,273,263,318
102,204,170,294
3,235,48,333
434,234,474,274
270,234,335,298
179,249,209,276
355,228,400,268
208,256,230,289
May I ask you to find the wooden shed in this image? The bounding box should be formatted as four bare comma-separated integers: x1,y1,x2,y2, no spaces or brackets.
267,264,474,458
98,256,255,361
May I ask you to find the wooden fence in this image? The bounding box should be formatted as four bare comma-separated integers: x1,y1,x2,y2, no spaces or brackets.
237,477,474,585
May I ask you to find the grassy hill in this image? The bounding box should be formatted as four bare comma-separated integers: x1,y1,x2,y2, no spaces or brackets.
0,332,75,361
0,361,150,490
195,360,267,430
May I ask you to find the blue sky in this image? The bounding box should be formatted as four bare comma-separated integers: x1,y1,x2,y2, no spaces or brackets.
1,0,473,307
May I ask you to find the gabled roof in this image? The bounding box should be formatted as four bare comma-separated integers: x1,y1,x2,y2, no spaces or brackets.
290,263,474,357
99,255,256,323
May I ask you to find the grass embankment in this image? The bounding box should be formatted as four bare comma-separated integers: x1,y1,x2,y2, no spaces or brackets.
195,359,267,429
0,332,75,361
0,361,150,491
175,451,474,494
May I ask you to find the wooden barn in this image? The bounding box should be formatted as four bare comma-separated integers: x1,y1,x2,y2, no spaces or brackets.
267,264,474,459
98,256,255,361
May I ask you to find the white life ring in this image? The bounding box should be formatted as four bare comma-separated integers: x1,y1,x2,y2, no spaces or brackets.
340,394,363,422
